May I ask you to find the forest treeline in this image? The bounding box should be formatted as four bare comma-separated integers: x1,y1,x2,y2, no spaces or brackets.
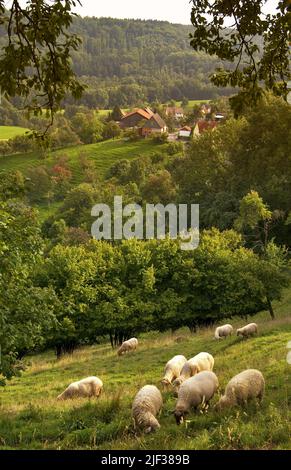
0,17,234,108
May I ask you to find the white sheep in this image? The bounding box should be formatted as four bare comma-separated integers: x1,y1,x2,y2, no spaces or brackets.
161,355,187,387
173,352,214,389
57,376,103,400
132,385,163,433
215,369,265,410
117,337,138,356
236,323,258,338
174,371,219,424
214,324,233,340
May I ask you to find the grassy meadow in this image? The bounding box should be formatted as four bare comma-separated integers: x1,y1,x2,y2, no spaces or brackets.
0,288,290,450
0,139,166,182
176,99,211,109
0,126,30,140
96,109,129,118
170,99,211,113
0,137,167,219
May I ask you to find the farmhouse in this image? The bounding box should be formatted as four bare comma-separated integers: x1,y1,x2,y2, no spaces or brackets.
119,108,153,129
165,106,184,119
140,113,168,136
193,120,218,137
119,107,167,137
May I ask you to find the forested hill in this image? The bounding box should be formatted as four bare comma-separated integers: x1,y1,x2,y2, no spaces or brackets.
0,16,233,107
71,17,194,77
65,17,234,107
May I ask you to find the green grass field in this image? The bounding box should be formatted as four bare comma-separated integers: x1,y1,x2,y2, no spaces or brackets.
0,126,30,140
175,100,211,111
96,109,111,118
96,109,129,118
0,139,166,183
0,138,168,221
0,288,290,450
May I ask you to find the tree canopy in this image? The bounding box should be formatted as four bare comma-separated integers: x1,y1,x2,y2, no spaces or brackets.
190,0,291,114
0,0,84,125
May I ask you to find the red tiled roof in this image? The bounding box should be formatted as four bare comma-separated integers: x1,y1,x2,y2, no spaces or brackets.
197,120,218,133
144,107,154,116
122,108,152,121
180,126,191,131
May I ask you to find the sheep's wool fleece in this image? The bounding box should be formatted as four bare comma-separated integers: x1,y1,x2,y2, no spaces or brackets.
132,385,163,423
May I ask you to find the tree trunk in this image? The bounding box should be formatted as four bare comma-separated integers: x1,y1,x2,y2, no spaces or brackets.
266,296,275,319
118,332,122,346
56,345,63,359
188,324,197,334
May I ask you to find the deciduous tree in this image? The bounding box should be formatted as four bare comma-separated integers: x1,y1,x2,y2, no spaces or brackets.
190,0,290,114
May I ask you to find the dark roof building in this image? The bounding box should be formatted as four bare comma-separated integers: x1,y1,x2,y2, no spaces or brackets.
193,120,218,136
119,108,153,129
141,113,168,136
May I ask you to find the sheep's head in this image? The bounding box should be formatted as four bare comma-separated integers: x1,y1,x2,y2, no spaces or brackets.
161,378,171,389
236,329,242,336
173,377,183,388
172,378,183,396
214,395,231,411
56,393,64,401
174,409,187,425
145,417,160,434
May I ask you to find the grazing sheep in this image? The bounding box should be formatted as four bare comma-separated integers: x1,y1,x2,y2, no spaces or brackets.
161,355,187,387
132,385,163,433
215,369,265,410
117,337,138,356
57,376,103,400
173,352,215,389
174,371,219,424
236,323,258,338
214,324,233,340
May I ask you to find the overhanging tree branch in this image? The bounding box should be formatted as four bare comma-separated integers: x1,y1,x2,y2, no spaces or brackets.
190,0,290,115
0,0,85,134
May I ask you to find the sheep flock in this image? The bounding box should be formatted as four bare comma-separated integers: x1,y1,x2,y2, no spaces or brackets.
54,321,266,434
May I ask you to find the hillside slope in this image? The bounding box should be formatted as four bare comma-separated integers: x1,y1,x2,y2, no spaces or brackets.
0,139,166,182
0,288,290,450
1,17,234,106
0,126,30,141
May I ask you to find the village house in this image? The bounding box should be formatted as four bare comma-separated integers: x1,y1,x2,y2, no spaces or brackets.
178,125,192,140
119,107,167,136
119,108,153,129
165,106,184,120
140,113,168,136
193,120,218,137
